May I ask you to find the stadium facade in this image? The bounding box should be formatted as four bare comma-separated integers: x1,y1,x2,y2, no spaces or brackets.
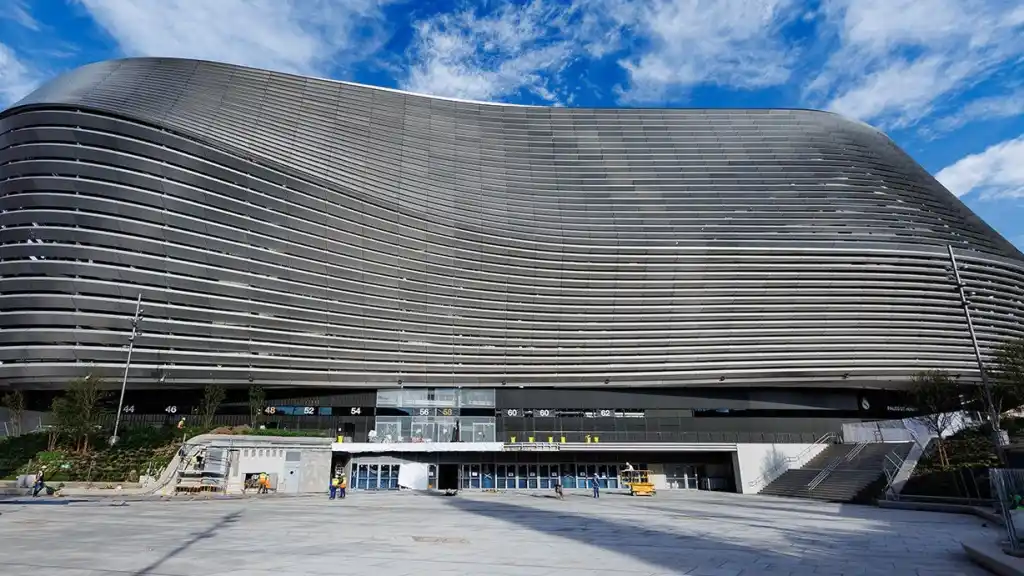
2,58,1023,492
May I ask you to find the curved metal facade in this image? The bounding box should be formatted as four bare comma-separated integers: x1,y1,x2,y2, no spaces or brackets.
1,57,1022,390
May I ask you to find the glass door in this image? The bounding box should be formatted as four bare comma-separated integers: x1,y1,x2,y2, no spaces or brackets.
562,464,576,489
386,465,399,490
470,464,481,489
684,465,698,489
517,465,528,489
497,465,508,489
539,465,551,489
527,464,538,489
355,463,370,490
367,464,379,490
482,464,494,489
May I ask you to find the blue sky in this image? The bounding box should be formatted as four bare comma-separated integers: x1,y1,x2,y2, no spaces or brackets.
2,0,1023,250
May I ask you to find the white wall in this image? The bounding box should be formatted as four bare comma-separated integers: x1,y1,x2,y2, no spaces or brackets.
298,450,330,493
202,435,333,494
234,446,290,490
732,443,826,495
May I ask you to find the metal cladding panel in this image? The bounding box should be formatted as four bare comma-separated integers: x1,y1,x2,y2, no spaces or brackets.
1,57,1023,390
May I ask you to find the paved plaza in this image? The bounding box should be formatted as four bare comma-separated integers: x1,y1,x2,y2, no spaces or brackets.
0,490,995,575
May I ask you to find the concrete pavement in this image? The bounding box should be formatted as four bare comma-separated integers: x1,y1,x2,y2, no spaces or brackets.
0,489,994,575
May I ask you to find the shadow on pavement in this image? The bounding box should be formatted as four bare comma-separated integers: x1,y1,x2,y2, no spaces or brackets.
438,494,913,574
132,510,243,576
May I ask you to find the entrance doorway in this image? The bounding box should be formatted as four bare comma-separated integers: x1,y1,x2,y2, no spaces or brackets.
437,463,459,491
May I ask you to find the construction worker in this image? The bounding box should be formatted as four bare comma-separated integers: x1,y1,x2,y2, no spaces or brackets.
258,471,269,494
329,474,340,500
338,474,347,499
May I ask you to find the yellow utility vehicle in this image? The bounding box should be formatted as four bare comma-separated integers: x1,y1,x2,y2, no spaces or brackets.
621,469,656,497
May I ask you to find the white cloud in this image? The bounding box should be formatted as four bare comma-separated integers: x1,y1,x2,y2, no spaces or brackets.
935,135,1024,199
77,0,396,78
826,56,974,126
931,89,1024,133
402,0,579,103
812,0,1024,128
614,0,799,103
1,0,40,31
403,0,801,104
0,42,46,107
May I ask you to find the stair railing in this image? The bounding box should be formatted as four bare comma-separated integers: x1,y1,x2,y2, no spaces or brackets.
846,442,868,461
881,450,906,500
807,457,844,491
747,432,837,492
901,422,928,450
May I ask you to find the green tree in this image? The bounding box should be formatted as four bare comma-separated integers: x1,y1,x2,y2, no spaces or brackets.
49,395,75,451
65,374,107,454
199,384,226,430
248,385,266,428
989,337,1024,423
1,389,25,437
906,370,967,468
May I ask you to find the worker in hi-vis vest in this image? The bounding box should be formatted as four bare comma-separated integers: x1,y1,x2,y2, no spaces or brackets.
329,474,340,500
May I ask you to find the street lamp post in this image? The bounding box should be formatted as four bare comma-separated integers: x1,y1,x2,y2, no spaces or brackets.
110,293,144,446
947,246,1007,455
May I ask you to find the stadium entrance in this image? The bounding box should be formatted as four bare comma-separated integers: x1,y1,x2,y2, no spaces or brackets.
338,447,737,493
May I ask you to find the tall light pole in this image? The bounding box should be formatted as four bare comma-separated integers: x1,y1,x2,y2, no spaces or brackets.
947,246,1007,454
110,293,144,446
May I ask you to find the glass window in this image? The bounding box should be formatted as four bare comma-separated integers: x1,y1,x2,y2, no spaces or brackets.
460,388,495,407
432,389,459,407
376,389,401,407
401,389,429,407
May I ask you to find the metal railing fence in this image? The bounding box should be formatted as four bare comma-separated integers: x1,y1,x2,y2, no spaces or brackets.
990,468,1024,551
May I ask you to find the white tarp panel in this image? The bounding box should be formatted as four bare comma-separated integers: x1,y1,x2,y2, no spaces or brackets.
397,462,430,490
332,442,504,453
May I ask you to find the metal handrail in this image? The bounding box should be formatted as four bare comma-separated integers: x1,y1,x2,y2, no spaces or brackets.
881,450,905,500
901,423,928,450
808,457,843,490
747,432,836,490
846,442,868,461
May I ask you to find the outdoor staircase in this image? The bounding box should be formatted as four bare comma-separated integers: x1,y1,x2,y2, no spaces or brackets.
172,445,228,494
759,442,914,503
